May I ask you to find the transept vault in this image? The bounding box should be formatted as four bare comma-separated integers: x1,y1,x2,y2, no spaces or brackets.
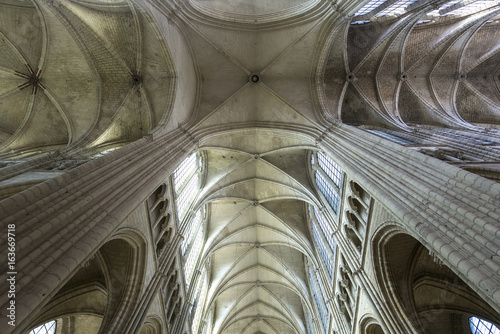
0,0,500,334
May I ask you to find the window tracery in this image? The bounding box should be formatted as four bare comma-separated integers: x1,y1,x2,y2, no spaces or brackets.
182,208,205,288
28,320,56,334
175,173,200,221
316,172,341,213
469,317,500,334
366,129,415,145
191,268,208,334
173,153,197,193
308,266,329,332
312,151,344,214
310,205,337,278
374,0,419,17
354,0,388,16
441,0,500,17
318,152,343,188
353,0,500,24
173,153,203,225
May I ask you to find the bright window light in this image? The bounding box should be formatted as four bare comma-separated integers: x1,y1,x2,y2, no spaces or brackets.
181,210,202,255
469,317,500,334
366,129,415,145
309,266,329,332
313,221,334,277
444,0,499,16
316,172,341,213
354,0,388,16
173,154,197,194
314,207,336,253
425,0,462,16
307,311,314,334
183,218,204,287
317,152,343,188
191,269,208,334
176,172,199,221
375,0,419,17
29,321,56,334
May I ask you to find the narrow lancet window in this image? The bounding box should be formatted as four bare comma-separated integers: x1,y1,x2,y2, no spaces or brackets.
173,153,201,222
309,266,329,332
191,269,208,334
316,172,341,213
183,208,205,288
312,151,343,214
310,205,336,278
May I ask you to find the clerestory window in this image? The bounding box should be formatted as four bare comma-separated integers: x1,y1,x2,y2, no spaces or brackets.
374,0,419,17
182,207,205,288
314,207,336,253
29,320,56,334
469,317,500,334
316,172,341,213
312,152,344,214
441,0,500,17
308,266,329,332
352,0,419,23
173,153,197,193
317,152,343,188
354,0,388,16
366,129,415,145
191,268,208,334
173,153,201,222
310,205,336,278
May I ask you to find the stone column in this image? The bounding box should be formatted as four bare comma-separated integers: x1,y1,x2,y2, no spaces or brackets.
320,124,500,312
0,128,196,334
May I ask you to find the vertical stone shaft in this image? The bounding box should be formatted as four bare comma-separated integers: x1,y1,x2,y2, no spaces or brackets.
0,129,196,334
321,125,500,312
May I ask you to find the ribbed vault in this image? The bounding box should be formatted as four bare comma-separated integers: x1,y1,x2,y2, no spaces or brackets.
193,131,322,334
2,0,500,333
322,5,500,129
0,0,176,158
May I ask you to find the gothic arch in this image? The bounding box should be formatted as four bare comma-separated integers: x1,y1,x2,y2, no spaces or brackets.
372,225,500,334
359,315,385,334
25,230,147,334
139,316,164,334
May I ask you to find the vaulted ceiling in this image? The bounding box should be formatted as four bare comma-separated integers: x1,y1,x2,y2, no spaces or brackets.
1,0,499,333
0,0,176,158
195,130,320,333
